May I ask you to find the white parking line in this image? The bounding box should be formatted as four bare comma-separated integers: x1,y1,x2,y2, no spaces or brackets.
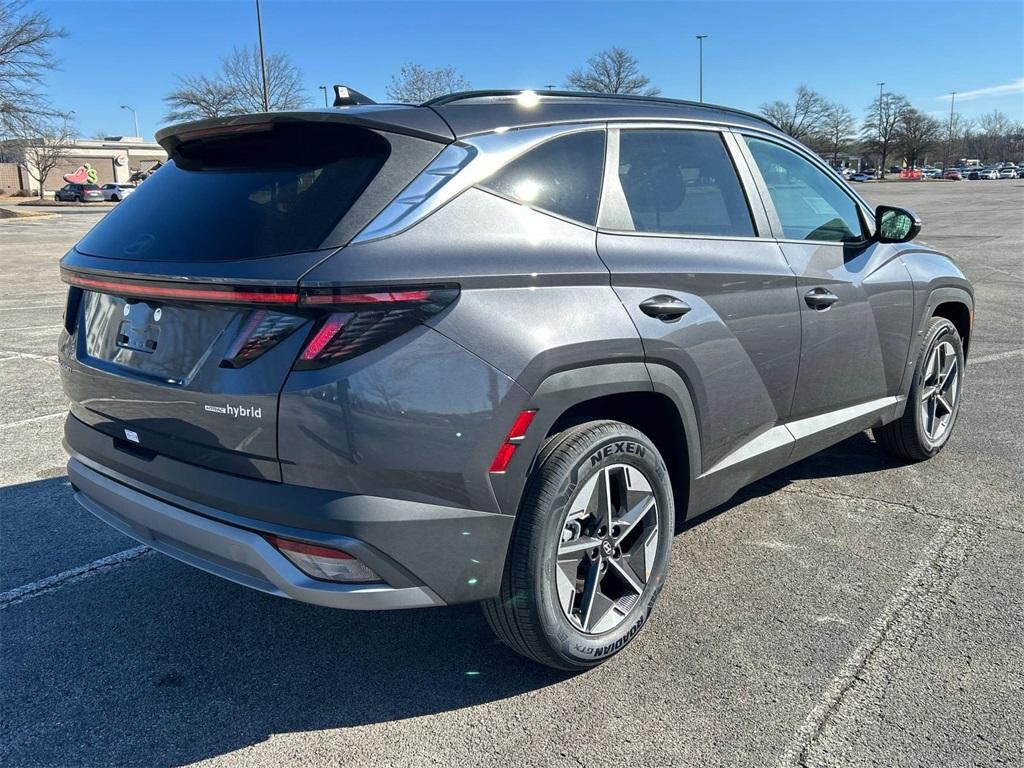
0,412,64,430
0,323,61,332
969,348,1024,365
0,546,151,610
0,350,58,364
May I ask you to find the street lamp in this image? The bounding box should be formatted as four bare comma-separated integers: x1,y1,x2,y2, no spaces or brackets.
120,105,139,137
696,35,708,103
319,85,328,107
876,82,885,177
945,91,957,171
255,0,270,111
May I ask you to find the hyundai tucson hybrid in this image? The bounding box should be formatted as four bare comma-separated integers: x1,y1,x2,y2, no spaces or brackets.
59,90,972,670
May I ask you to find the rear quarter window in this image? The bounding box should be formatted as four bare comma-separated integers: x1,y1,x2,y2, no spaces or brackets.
479,130,606,225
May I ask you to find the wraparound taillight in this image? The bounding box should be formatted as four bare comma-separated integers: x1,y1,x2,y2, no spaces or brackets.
60,268,458,370
292,285,459,370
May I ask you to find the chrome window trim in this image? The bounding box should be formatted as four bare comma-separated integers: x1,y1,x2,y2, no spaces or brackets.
353,123,604,243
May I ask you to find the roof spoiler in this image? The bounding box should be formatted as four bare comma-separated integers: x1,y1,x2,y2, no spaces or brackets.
333,85,376,107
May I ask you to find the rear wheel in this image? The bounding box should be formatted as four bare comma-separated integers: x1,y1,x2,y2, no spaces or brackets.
874,316,964,461
483,420,673,670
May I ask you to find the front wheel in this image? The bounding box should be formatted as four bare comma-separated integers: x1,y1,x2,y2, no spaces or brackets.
483,420,674,670
874,316,964,461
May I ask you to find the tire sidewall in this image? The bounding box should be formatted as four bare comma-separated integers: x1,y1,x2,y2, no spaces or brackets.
912,319,964,455
531,428,673,667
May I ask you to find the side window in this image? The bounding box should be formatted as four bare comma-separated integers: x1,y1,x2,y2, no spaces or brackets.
480,130,605,225
616,129,755,237
744,137,864,243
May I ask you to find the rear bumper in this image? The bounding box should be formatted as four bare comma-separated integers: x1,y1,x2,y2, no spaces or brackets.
69,458,443,610
64,415,515,608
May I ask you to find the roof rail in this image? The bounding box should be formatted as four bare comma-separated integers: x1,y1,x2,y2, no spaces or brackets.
423,89,780,131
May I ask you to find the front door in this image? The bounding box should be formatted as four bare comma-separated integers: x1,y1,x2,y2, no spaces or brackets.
739,134,914,453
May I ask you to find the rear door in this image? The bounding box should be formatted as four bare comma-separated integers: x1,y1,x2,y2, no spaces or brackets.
595,124,801,477
59,120,446,480
737,133,914,438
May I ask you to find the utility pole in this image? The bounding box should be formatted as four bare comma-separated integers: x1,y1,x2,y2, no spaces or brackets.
696,35,708,103
319,85,328,107
876,81,885,177
120,105,139,137
945,91,957,171
255,0,270,112
544,84,556,91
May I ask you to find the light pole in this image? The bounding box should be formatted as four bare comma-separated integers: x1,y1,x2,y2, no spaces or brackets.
876,82,885,177
255,0,270,111
319,85,328,107
945,91,957,171
120,105,139,137
696,35,708,103
62,109,76,137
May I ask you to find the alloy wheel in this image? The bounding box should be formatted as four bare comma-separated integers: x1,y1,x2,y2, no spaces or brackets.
556,463,660,634
920,339,959,443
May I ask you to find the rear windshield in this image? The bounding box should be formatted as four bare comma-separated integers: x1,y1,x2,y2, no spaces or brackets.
76,122,390,261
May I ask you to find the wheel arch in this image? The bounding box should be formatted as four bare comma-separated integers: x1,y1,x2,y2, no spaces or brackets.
506,362,701,529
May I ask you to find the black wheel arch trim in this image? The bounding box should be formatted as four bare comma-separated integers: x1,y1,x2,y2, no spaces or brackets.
488,361,704,524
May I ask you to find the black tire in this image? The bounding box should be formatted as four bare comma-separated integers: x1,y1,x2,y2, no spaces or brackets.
483,420,674,670
111,195,120,202
874,316,964,461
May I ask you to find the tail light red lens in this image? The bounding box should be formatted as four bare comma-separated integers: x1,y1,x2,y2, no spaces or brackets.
263,534,382,583
293,285,458,370
221,309,307,368
489,409,538,473
60,269,299,305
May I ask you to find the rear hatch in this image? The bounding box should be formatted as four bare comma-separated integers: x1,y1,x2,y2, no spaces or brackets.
60,117,449,481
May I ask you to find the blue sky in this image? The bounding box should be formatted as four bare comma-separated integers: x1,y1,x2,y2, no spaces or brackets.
39,0,1024,140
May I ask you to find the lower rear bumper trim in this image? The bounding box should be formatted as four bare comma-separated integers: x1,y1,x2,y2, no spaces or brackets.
68,458,446,610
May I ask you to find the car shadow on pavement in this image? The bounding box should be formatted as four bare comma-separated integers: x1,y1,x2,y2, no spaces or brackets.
2,431,904,767
1,478,572,767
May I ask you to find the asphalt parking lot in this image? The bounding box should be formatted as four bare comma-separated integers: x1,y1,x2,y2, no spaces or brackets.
1,181,1022,767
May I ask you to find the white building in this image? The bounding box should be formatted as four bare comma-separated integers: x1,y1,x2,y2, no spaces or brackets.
0,135,167,195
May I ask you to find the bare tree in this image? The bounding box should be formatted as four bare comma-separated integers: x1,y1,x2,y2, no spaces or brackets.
221,46,307,113
2,115,71,197
759,85,828,141
385,63,470,103
566,47,659,96
163,46,307,123
862,92,910,176
0,0,65,138
816,102,857,166
895,108,941,169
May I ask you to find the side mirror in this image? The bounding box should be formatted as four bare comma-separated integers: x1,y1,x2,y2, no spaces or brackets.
875,205,922,243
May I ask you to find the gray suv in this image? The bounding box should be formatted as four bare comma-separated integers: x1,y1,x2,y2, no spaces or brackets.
58,91,972,670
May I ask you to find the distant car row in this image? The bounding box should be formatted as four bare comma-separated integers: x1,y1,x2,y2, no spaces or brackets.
842,165,1020,182
53,182,137,202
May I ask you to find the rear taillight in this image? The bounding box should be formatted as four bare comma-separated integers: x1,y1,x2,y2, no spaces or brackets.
60,269,299,305
221,309,307,368
263,535,382,583
293,285,458,370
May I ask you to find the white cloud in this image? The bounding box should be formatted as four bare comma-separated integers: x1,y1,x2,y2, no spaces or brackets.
940,78,1024,102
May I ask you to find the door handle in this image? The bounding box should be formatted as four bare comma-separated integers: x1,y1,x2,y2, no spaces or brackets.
639,295,691,322
804,287,840,310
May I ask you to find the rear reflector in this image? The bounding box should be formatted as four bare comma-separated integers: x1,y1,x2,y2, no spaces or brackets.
263,534,382,583
489,409,537,473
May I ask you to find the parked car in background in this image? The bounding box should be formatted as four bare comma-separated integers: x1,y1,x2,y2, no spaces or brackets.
998,168,1018,179
56,90,974,670
966,169,983,180
943,169,962,180
100,183,137,201
979,169,1000,180
922,167,943,178
55,183,104,202
850,172,873,182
